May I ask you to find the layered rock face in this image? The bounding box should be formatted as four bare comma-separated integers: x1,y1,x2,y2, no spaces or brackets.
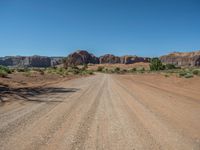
120,55,150,64
0,56,57,67
65,50,150,66
65,50,99,66
160,51,200,67
99,54,120,64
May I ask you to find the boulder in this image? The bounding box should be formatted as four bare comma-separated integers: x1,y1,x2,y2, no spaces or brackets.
160,51,200,67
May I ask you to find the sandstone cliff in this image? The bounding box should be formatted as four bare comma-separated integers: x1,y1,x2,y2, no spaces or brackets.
64,50,99,66
99,54,120,64
0,56,63,67
160,51,200,67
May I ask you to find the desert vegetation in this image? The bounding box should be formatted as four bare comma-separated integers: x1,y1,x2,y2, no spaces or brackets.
93,58,200,79
0,65,12,77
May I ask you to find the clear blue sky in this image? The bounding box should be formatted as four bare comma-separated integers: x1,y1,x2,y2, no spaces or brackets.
0,0,200,57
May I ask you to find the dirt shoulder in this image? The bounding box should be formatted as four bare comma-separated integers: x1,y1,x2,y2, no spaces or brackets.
0,72,83,103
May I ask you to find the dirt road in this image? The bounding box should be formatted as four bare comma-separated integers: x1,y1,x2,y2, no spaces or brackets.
0,74,200,150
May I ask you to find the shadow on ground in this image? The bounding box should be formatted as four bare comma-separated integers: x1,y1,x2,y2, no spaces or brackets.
0,84,79,103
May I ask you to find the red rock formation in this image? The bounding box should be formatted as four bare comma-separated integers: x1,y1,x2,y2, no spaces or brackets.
160,51,200,67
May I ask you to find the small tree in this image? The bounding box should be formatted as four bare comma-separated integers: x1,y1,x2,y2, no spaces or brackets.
150,58,164,71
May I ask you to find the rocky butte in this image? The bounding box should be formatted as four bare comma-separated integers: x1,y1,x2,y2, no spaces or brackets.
160,50,200,67
64,50,150,66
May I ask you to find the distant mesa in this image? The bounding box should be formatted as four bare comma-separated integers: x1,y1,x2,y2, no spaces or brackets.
1,50,200,68
0,56,63,68
64,50,150,66
160,50,200,67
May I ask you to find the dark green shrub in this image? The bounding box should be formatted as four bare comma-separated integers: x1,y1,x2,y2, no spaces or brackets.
150,58,164,71
0,65,11,74
0,70,8,78
165,64,176,70
164,74,170,77
130,68,136,72
17,68,30,72
179,71,187,77
114,67,120,72
184,73,193,78
97,66,104,72
192,69,200,76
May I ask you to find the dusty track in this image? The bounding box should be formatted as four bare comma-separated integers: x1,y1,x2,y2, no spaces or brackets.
0,74,200,150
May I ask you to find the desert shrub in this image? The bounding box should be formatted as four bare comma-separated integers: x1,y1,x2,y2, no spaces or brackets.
130,68,136,72
103,68,109,73
184,73,194,78
39,70,45,75
23,71,31,77
16,68,30,72
0,70,8,78
82,64,88,70
179,71,187,77
71,68,81,75
97,66,104,72
81,70,94,75
178,70,193,78
192,69,200,76
150,58,164,71
121,69,127,73
164,74,170,77
32,68,45,75
165,64,176,70
0,65,12,74
114,67,120,73
137,67,145,73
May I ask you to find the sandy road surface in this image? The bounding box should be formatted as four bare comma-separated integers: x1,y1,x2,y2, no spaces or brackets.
0,74,200,150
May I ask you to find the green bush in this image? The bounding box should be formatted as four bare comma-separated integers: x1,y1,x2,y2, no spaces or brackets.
16,68,30,72
164,74,170,77
165,64,176,70
81,70,94,75
192,69,200,76
0,65,12,74
179,71,187,77
97,66,104,72
184,73,193,78
150,58,165,71
0,70,8,78
130,68,136,72
114,67,120,73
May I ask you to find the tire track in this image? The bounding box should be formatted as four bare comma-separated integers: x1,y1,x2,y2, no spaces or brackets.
70,75,107,150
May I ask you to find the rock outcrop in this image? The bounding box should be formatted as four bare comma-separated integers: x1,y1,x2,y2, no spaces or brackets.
99,54,120,64
120,55,150,64
0,56,62,67
65,50,99,66
160,51,200,67
65,51,150,65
